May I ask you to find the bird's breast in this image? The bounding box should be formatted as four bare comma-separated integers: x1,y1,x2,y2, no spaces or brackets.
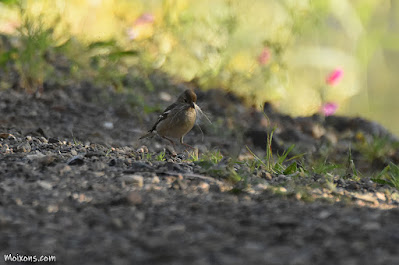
156,107,196,138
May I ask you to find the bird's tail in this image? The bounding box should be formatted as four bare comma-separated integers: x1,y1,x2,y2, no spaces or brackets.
139,131,155,140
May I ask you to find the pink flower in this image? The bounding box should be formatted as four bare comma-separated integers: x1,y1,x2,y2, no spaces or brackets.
321,102,338,116
134,13,154,26
127,13,155,40
326,68,343,86
257,47,271,65
127,29,138,40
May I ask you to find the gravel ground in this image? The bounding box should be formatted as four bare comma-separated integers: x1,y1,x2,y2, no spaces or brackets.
1,86,399,265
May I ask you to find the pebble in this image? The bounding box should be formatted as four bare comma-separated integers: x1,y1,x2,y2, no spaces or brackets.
103,122,114,129
67,155,85,166
126,191,143,205
58,165,72,175
278,187,287,193
152,175,160,184
318,210,332,219
17,141,31,153
27,152,46,161
261,171,273,180
375,192,386,201
48,137,60,144
122,174,144,188
136,146,148,153
0,133,10,139
197,182,210,193
362,222,381,231
353,193,377,204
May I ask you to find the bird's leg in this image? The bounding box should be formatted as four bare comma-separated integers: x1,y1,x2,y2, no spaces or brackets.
180,136,198,159
162,136,176,146
180,136,195,150
162,136,177,156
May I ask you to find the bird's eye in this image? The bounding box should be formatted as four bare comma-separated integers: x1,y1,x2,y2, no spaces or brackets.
184,99,188,102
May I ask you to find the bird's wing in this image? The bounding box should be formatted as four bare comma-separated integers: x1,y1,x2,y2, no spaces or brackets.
149,102,177,132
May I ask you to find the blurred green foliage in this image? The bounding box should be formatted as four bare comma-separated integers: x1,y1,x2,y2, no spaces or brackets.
0,0,398,135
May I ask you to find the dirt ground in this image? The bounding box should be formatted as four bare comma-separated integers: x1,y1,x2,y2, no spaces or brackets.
1,84,399,265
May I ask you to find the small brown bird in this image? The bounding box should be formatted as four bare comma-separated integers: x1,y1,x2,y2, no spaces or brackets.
139,89,197,148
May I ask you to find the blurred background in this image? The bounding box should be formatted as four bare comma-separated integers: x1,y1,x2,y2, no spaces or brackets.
0,0,398,136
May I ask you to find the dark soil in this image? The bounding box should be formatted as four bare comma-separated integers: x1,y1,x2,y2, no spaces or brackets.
1,82,399,265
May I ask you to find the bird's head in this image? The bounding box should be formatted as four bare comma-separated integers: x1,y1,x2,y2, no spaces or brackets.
178,89,197,108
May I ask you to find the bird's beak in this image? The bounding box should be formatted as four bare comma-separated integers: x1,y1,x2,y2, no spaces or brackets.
191,102,195,109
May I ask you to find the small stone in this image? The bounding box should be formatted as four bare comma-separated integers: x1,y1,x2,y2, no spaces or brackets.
375,192,386,201
354,193,377,204
67,155,84,166
47,205,59,213
27,153,56,166
254,183,268,191
318,210,332,219
17,142,31,153
209,184,221,192
48,137,60,144
278,187,287,193
136,146,148,153
103,121,114,129
197,182,210,193
26,135,32,141
1,144,11,153
152,176,160,184
37,181,53,190
347,181,360,190
112,218,123,228
122,175,144,187
128,161,153,172
277,175,289,182
27,152,46,161
15,198,23,206
324,132,338,145
71,149,78,156
126,191,142,205
93,171,105,177
163,224,186,237
262,172,273,180
362,222,381,231
0,133,10,139
311,124,326,139
59,165,72,175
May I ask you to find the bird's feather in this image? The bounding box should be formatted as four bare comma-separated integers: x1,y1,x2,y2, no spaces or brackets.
149,103,176,132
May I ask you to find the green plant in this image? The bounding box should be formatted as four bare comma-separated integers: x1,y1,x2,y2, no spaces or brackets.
265,127,275,171
105,148,113,157
345,146,360,179
246,129,301,175
372,162,399,189
311,159,340,175
14,11,57,91
202,149,223,164
355,135,399,163
155,151,166,161
145,152,152,161
87,40,139,91
189,149,223,164
71,131,82,146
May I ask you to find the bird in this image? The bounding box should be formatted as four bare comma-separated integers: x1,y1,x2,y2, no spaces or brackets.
139,89,197,149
